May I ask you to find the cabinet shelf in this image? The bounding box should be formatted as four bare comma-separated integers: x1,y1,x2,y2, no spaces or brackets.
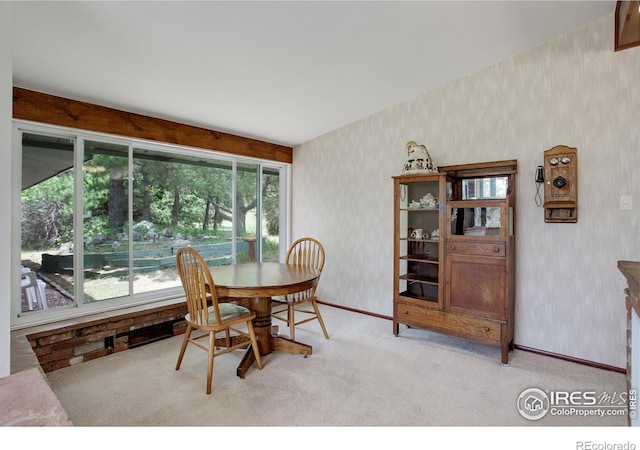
399,291,439,303
400,273,438,285
400,207,439,212
400,254,439,263
401,238,440,243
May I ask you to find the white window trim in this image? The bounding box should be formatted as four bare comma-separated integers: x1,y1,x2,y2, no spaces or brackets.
12,120,290,329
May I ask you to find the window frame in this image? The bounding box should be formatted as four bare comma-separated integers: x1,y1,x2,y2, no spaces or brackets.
12,120,290,328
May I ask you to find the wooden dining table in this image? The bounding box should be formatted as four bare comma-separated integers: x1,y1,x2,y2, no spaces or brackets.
208,262,320,378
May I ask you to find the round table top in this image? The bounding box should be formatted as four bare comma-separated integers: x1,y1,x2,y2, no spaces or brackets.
209,262,320,298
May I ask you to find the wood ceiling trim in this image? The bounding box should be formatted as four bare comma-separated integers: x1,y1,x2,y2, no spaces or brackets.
12,87,293,164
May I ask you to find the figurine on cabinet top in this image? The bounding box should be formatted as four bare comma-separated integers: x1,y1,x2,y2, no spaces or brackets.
402,141,438,174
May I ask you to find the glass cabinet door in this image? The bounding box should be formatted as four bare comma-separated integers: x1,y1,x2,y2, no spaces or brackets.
448,201,512,239
450,205,502,237
395,176,444,305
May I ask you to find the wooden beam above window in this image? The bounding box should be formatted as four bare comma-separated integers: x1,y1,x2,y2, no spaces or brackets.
12,87,293,164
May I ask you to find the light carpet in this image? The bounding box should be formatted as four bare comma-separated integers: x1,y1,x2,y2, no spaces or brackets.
46,305,628,428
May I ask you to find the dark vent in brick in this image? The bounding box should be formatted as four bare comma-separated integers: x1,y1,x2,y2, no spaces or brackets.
121,321,176,349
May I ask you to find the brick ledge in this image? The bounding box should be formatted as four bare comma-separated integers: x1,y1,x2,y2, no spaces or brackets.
11,297,188,374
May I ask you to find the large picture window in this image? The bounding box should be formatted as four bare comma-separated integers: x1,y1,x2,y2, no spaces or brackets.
16,125,287,325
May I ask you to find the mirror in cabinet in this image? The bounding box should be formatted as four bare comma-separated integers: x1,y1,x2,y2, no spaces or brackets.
449,202,513,239
460,176,508,200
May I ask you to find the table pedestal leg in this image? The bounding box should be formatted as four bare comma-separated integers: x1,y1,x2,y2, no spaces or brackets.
270,335,312,356
236,296,313,378
236,348,256,379
237,297,270,378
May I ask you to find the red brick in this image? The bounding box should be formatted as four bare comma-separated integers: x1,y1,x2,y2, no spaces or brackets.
173,322,187,335
84,348,111,361
52,336,88,351
34,345,52,357
77,323,108,336
113,326,132,335
106,318,134,330
37,330,74,346
130,319,164,331
133,313,160,324
129,320,153,330
39,348,73,364
114,343,129,352
160,308,185,319
40,363,55,373
86,330,116,342
49,359,72,371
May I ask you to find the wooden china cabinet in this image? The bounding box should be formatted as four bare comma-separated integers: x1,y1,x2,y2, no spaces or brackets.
393,160,517,364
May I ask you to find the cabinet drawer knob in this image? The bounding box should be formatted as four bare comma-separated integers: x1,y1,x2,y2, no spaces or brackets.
493,246,500,253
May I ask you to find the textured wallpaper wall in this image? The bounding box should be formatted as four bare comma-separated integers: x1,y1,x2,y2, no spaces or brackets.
292,15,639,368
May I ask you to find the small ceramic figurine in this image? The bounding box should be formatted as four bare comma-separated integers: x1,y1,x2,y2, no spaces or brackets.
431,229,440,240
422,193,437,209
402,141,438,174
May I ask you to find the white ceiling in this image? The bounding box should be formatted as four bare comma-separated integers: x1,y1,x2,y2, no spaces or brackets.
12,1,615,147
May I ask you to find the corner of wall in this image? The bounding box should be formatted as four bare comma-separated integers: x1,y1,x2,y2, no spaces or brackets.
0,2,14,378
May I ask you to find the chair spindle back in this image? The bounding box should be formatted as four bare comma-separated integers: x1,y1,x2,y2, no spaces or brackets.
286,237,325,298
176,247,221,326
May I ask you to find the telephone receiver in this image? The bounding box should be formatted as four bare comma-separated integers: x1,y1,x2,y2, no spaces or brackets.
535,166,544,183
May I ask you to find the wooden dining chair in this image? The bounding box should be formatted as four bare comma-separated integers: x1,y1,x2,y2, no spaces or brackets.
271,237,329,341
175,247,262,394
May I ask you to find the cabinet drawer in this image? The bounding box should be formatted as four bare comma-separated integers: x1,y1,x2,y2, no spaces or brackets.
446,242,505,257
395,302,503,344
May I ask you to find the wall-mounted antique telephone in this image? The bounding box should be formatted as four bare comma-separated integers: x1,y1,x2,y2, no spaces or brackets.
542,146,578,223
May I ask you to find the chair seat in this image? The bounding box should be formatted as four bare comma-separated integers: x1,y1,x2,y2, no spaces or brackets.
186,303,253,326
